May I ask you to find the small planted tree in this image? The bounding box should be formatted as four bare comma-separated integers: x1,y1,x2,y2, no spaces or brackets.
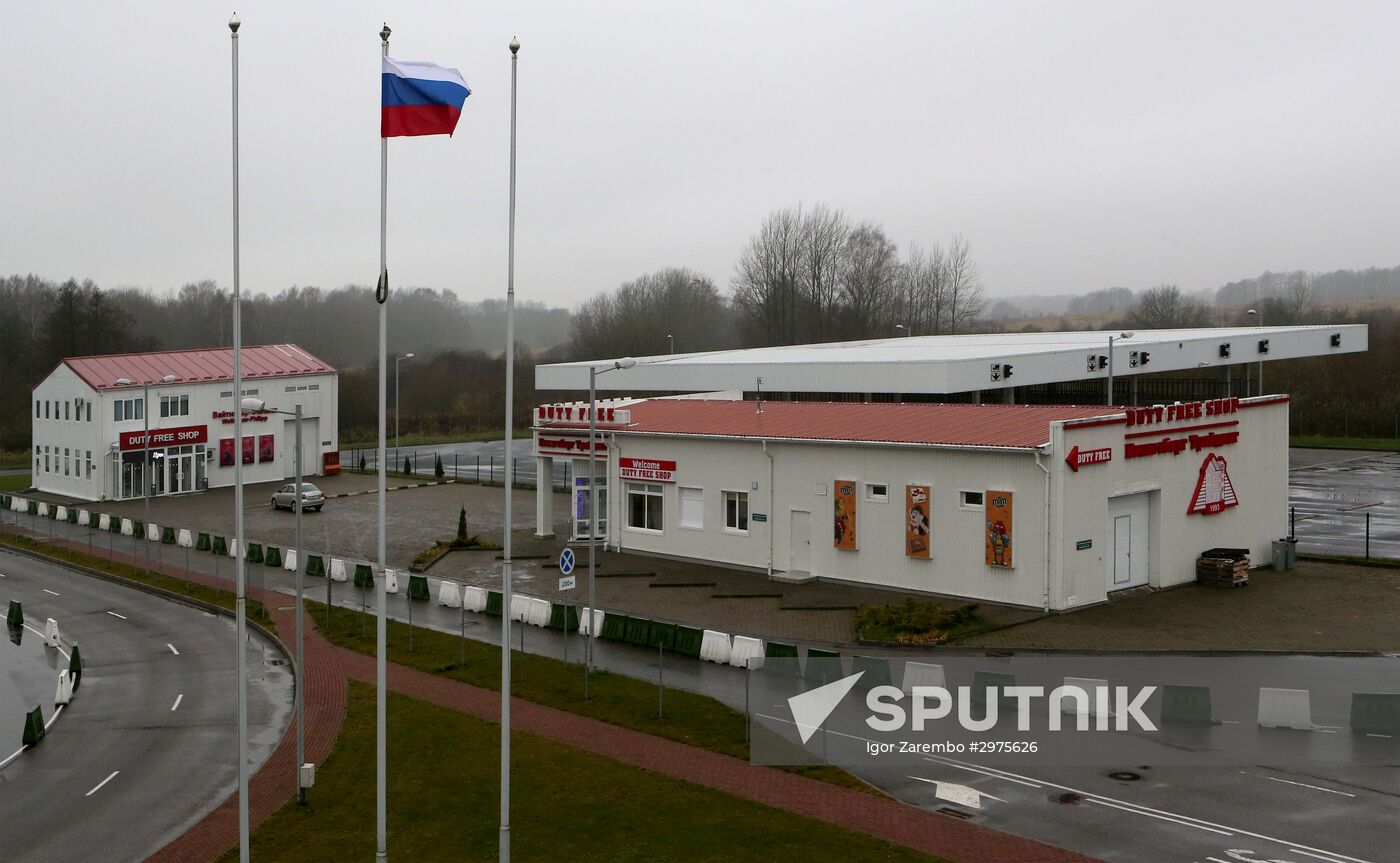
358,454,366,471
402,455,411,475
457,506,468,542
435,454,444,478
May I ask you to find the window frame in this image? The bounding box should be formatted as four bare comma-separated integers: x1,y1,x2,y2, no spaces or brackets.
722,489,750,534
864,482,889,503
678,485,704,530
625,482,665,534
959,489,985,510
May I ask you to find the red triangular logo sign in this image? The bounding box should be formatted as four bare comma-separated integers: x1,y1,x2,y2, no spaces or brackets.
1188,453,1239,515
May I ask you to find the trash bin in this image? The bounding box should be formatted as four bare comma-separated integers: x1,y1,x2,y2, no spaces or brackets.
1271,540,1288,572
1284,538,1298,569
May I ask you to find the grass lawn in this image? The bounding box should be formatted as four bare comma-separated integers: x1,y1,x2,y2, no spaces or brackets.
221,681,943,863
311,599,869,792
1291,435,1400,452
0,473,32,493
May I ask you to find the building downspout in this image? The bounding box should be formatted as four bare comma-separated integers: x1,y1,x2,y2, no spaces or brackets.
608,432,620,553
1035,445,1052,612
767,444,775,577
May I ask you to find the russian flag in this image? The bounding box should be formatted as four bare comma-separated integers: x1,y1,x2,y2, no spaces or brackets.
382,57,471,138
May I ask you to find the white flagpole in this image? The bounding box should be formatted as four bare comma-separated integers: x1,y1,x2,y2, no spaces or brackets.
500,34,520,863
376,21,391,863
228,12,250,863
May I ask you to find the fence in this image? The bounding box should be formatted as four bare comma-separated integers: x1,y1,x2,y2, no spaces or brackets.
339,448,570,491
1288,505,1398,562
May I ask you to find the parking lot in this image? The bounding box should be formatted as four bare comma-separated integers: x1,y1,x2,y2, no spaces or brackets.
1288,448,1400,559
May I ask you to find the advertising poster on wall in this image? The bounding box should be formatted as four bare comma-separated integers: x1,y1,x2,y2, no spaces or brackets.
219,438,235,467
834,480,858,549
241,435,255,465
905,484,930,558
258,434,275,463
985,490,1013,567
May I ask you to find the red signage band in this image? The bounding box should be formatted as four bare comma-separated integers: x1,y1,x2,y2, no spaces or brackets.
1125,398,1239,428
537,436,607,454
119,424,209,451
1064,445,1112,472
619,457,676,482
1124,420,1238,440
1125,430,1239,460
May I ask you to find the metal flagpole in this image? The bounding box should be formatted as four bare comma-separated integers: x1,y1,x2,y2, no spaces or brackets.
294,403,305,803
376,21,391,863
228,13,250,863
500,35,520,863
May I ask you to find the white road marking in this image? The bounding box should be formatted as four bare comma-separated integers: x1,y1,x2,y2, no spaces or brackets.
1239,772,1356,797
1364,733,1391,739
921,754,1043,788
43,588,60,596
85,770,119,797
171,693,183,711
167,643,179,655
1086,797,1233,835
1293,848,1363,863
106,610,127,620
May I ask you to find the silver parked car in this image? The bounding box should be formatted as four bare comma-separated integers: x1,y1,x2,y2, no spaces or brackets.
271,482,324,512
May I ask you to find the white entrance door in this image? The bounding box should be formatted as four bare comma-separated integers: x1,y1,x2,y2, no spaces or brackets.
789,510,811,572
1107,493,1150,590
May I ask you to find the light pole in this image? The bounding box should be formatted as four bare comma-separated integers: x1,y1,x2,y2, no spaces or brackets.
395,352,414,450
244,398,307,803
1247,308,1263,396
228,13,249,863
585,357,636,698
116,374,177,575
666,334,674,355
1106,331,1133,406
895,323,913,337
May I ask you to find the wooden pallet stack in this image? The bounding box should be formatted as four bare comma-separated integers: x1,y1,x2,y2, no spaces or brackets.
1197,547,1250,587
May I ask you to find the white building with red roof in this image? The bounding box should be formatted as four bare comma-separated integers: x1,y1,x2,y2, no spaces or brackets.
31,345,338,502
533,393,1289,611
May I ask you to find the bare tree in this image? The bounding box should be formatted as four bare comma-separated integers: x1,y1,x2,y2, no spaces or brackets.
798,205,848,342
732,207,805,345
838,222,899,338
1128,284,1211,328
944,235,984,334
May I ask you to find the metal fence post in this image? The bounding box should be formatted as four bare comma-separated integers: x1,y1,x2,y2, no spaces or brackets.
1289,506,1295,541
1365,512,1371,560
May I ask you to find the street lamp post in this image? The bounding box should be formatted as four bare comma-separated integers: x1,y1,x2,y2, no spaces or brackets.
666,334,674,355
395,352,414,450
116,374,177,575
1106,331,1134,406
585,357,636,699
895,324,913,337
1247,309,1263,396
244,397,307,803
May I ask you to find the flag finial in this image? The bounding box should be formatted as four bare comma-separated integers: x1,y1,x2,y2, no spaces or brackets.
228,13,240,33
380,23,391,42
510,36,520,55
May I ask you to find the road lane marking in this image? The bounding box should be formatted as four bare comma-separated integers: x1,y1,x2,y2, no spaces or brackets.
1364,733,1391,738
171,693,183,711
43,588,60,596
85,771,120,797
1085,797,1233,835
1293,849,1363,863
167,643,179,655
1238,772,1356,797
106,611,127,619
920,755,1043,788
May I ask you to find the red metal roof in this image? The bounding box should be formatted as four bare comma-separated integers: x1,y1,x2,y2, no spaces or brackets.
544,399,1118,449
63,345,336,391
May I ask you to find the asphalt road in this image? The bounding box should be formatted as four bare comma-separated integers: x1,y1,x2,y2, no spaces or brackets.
0,549,293,863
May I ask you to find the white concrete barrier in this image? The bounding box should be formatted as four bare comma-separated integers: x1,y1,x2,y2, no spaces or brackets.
462,585,487,613
527,597,552,627
120,518,134,536
55,669,74,706
1258,687,1313,730
729,635,764,669
509,594,531,622
438,582,462,608
98,513,111,530
579,607,606,637
8,496,23,512
55,506,68,521
146,523,161,542
902,662,947,692
227,539,239,559
283,549,298,572
384,569,399,594
330,558,348,582
177,529,193,548
77,510,91,526
37,502,50,518
1057,677,1114,718
44,618,61,648
700,630,732,665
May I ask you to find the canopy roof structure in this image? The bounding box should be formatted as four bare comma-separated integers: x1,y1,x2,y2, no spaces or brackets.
536,325,1367,394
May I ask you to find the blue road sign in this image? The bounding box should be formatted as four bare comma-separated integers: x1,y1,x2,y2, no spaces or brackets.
558,547,576,575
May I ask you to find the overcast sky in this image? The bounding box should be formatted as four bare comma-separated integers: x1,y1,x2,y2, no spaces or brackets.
6,2,1398,308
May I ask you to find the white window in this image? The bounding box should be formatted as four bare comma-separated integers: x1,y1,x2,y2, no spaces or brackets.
44,401,50,419
723,490,749,533
86,451,93,479
220,390,233,398
626,482,664,532
308,384,320,391
285,385,296,393
865,482,889,503
160,394,190,418
35,400,40,418
86,401,92,422
959,490,984,510
64,448,70,476
679,486,704,529
44,446,50,473
64,401,70,421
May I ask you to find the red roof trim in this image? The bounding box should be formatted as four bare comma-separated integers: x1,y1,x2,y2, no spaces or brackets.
58,345,336,391
1240,395,1291,408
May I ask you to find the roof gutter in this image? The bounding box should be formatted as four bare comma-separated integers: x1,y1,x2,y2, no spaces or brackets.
1034,443,1052,612
762,440,774,578
534,427,1045,455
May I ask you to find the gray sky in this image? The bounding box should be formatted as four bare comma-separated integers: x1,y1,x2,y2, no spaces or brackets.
6,2,1398,307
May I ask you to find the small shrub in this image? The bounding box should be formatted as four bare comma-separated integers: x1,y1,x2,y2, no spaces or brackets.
435,454,445,478
402,455,411,475
854,599,982,644
358,454,366,471
456,507,468,542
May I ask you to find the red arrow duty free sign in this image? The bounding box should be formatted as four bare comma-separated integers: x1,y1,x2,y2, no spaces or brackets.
1065,445,1112,472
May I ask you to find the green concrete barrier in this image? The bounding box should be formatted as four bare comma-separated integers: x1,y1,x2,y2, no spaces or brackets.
6,600,21,627
26,501,37,515
765,640,798,659
673,625,704,658
971,671,1017,706
853,655,893,689
408,574,430,601
305,555,326,578
107,515,121,533
132,520,145,537
600,613,629,642
354,563,375,589
648,621,679,650
161,526,176,544
22,706,45,746
0,495,9,509
245,543,264,564
69,644,82,690
804,648,843,685
623,615,652,646
1350,693,1400,734
197,531,212,550
1160,684,1215,724
67,508,79,524
211,536,228,556
484,590,503,617
548,603,579,631
264,546,282,568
